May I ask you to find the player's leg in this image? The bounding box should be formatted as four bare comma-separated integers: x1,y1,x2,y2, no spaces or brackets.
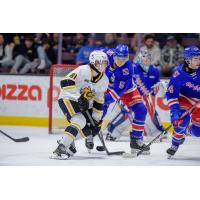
129,102,150,154
166,110,190,156
121,88,150,154
105,108,129,141
52,99,88,159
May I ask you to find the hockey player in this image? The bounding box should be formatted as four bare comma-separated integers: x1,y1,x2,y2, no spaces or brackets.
51,50,109,159
105,50,165,141
102,44,150,154
166,45,200,158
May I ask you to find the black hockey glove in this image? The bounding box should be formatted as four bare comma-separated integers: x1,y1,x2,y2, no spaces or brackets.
78,94,89,112
90,120,103,137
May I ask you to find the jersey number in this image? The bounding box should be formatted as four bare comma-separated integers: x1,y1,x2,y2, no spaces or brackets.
69,73,77,80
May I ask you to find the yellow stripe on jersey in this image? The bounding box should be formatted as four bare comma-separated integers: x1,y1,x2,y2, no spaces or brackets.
93,107,103,115
94,97,104,104
64,131,76,140
71,122,85,138
64,99,76,116
63,85,77,90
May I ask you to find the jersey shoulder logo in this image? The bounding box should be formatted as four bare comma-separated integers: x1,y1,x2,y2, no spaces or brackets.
122,68,129,75
173,71,180,78
107,49,114,56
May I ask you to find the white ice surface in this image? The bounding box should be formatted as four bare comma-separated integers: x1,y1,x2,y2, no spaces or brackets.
0,126,200,166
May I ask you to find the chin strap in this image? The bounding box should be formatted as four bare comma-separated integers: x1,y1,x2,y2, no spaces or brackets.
90,64,103,83
90,64,101,75
183,62,197,74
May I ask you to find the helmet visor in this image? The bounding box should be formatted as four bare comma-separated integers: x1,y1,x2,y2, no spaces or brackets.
95,60,108,72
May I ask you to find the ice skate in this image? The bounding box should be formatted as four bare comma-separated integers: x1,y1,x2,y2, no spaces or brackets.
130,138,150,155
105,133,117,141
166,145,179,159
123,138,150,158
85,135,94,153
50,142,77,160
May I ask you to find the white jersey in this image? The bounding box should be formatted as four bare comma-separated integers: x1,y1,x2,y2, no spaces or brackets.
59,64,109,121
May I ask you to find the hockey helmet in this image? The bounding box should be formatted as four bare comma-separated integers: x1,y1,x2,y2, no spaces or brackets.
113,44,129,66
184,46,200,60
114,44,129,58
137,49,152,72
89,50,108,73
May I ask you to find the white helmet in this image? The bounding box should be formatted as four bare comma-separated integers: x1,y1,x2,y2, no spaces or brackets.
89,50,108,73
137,50,152,72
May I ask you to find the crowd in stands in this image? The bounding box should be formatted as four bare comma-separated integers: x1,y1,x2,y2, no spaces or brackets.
0,33,199,77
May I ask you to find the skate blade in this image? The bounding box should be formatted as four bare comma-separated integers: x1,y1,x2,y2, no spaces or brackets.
49,154,69,160
131,149,150,155
87,149,92,154
167,154,173,159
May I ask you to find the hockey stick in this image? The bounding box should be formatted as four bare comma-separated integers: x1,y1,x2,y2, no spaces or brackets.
85,110,125,155
130,100,200,158
0,130,29,142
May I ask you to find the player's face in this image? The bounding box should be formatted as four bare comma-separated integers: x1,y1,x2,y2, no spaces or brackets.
95,60,108,72
114,57,127,67
141,57,151,67
190,56,200,69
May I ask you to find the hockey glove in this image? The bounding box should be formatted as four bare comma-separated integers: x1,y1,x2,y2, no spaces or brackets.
90,120,103,137
171,109,183,128
78,94,89,112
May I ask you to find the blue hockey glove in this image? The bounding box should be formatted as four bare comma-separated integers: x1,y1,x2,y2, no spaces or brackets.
171,109,183,128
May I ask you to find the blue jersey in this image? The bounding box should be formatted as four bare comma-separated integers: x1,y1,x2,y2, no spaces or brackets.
166,64,200,111
103,48,135,105
101,48,115,65
132,62,160,96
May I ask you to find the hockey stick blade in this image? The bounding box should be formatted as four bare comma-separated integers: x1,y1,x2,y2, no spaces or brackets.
96,145,125,155
107,151,125,155
0,130,29,142
14,137,29,142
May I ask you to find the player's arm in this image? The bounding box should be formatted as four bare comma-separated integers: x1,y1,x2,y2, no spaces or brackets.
60,69,80,101
150,67,160,96
166,71,182,127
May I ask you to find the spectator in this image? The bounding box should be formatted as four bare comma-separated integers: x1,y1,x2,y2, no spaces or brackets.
34,33,50,46
103,33,117,48
51,33,67,58
0,34,14,71
74,33,86,52
36,38,53,71
10,35,40,74
76,34,97,65
93,33,104,47
135,34,161,67
117,33,130,46
161,36,184,76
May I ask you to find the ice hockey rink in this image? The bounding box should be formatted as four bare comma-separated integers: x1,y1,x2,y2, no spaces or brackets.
1,125,200,166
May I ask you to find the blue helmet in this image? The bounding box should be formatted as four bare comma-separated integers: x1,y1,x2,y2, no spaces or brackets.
114,44,129,58
184,45,200,60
